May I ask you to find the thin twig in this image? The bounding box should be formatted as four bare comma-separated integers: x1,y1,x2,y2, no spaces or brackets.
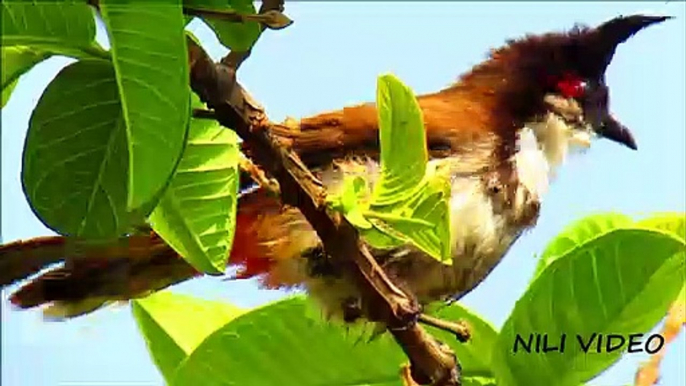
418,314,471,343
238,155,281,196
221,0,286,71
634,290,685,386
183,6,266,24
192,108,216,120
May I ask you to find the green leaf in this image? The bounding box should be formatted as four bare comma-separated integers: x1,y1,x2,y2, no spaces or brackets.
171,296,405,386
532,213,634,280
1,46,51,108
359,163,453,263
1,2,107,105
2,78,17,107
636,212,686,242
492,215,686,386
148,94,241,274
132,291,244,384
328,175,373,229
372,73,428,206
184,0,261,51
100,0,190,214
1,2,106,60
22,60,133,237
461,377,498,386
168,296,496,386
334,74,453,263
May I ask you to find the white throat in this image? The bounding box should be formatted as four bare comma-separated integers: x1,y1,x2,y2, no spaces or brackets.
515,113,592,199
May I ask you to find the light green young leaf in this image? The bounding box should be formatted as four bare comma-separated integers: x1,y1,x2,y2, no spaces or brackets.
492,216,686,386
100,0,190,215
364,166,453,263
461,377,498,386
22,60,133,237
148,94,241,274
372,73,428,206
393,164,452,262
166,296,495,386
2,78,17,107
1,47,51,108
132,291,244,384
184,0,261,51
327,175,373,230
636,212,686,242
340,74,452,263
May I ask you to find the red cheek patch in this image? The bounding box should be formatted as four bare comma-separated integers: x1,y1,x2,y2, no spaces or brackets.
555,72,586,99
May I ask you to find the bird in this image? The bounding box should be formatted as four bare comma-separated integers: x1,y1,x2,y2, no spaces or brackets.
0,14,670,321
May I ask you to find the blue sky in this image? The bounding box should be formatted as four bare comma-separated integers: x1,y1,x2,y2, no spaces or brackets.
2,2,685,385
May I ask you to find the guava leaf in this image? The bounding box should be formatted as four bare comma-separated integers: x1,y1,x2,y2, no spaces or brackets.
372,73,428,206
1,2,105,59
636,212,686,242
22,60,133,237
327,175,372,230
164,296,497,385
1,47,51,107
492,214,686,386
132,291,244,384
100,0,190,214
148,94,241,274
1,2,107,106
365,165,453,263
326,75,453,263
184,0,261,51
532,212,634,280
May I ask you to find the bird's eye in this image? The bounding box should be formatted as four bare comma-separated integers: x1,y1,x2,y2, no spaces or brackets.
554,72,587,99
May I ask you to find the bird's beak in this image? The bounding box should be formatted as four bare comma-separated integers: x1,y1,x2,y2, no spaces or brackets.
582,89,637,150
593,114,638,150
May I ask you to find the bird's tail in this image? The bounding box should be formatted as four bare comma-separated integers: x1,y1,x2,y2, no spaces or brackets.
1,188,317,319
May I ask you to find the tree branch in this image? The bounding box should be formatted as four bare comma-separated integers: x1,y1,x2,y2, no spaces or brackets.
185,4,461,385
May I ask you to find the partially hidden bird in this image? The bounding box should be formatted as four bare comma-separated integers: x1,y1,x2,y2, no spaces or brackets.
0,14,670,320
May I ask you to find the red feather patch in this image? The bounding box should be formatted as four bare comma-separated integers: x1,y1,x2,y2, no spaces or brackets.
554,72,587,99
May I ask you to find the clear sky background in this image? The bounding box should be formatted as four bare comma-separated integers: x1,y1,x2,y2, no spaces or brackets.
2,2,685,385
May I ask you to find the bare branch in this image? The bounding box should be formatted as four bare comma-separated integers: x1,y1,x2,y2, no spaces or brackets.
184,5,462,384
634,290,685,386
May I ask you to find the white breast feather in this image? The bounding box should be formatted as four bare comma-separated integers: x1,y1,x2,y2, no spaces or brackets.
448,113,588,264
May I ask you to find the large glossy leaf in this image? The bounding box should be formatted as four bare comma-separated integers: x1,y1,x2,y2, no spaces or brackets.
532,213,634,280
184,0,261,51
636,213,686,242
1,46,50,107
170,296,405,386
22,60,132,237
1,2,100,55
100,0,189,214
492,215,686,386
149,94,241,274
132,291,244,384
164,296,496,385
